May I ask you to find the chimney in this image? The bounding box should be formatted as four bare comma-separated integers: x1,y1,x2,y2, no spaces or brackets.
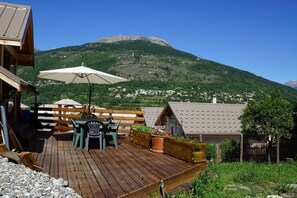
212,96,217,104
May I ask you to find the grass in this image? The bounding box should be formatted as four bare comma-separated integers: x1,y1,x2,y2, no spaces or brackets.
171,161,297,198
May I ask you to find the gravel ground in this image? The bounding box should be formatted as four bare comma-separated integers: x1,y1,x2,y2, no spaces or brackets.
0,156,81,198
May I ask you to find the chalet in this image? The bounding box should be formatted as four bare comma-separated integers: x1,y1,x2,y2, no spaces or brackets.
155,101,246,145
0,2,37,147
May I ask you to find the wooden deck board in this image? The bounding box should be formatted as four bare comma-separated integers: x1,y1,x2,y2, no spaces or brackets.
108,144,149,188
100,149,134,193
28,131,206,197
50,135,58,178
91,150,125,197
120,147,158,184
105,148,142,191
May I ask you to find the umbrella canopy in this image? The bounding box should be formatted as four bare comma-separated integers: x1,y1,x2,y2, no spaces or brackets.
20,103,30,110
37,63,128,112
37,65,127,84
54,98,82,107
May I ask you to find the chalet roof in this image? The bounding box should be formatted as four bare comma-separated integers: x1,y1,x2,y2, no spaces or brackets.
0,1,34,66
141,107,164,127
0,66,36,92
156,102,246,135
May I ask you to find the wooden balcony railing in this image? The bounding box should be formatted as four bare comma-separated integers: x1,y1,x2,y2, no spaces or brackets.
32,104,144,135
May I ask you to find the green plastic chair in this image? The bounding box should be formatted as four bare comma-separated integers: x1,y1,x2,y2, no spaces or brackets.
105,122,120,149
84,120,105,151
71,119,83,149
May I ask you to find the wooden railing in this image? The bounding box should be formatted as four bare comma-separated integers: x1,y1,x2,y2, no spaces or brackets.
32,104,144,135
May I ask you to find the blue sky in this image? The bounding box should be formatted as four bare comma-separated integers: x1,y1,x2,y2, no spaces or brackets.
10,0,297,84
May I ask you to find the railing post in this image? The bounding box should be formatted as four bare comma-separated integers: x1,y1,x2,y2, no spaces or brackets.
33,101,38,129
160,179,165,198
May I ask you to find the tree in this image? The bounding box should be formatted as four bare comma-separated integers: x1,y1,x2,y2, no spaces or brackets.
240,90,295,164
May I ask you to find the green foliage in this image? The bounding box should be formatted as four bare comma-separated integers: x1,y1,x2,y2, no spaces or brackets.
19,40,297,108
241,90,295,139
274,183,295,196
131,125,152,133
206,144,216,160
190,169,222,197
171,135,194,142
131,125,170,136
170,136,206,151
233,171,257,183
220,140,238,162
240,90,295,163
171,162,297,198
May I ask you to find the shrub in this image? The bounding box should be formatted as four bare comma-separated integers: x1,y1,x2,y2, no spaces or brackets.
206,144,216,161
220,140,238,162
190,169,222,197
131,125,152,133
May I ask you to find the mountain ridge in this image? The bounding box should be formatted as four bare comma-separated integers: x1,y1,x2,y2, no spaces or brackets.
285,80,297,89
19,36,297,108
94,35,172,47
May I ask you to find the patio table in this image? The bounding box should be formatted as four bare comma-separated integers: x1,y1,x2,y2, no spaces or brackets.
74,118,109,149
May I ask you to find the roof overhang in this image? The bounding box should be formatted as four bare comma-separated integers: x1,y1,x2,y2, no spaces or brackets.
0,2,34,66
0,66,36,93
154,104,171,126
187,132,243,136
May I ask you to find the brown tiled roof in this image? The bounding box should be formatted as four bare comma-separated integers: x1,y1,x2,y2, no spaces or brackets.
0,2,34,66
168,102,246,135
142,107,164,127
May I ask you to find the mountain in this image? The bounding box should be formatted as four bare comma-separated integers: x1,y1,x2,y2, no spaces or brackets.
285,80,297,89
19,36,297,109
95,35,171,47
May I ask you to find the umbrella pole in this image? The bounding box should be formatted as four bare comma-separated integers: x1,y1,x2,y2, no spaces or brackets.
88,84,93,113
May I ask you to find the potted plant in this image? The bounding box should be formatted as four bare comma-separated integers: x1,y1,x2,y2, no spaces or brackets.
164,136,207,163
150,129,170,153
130,125,152,148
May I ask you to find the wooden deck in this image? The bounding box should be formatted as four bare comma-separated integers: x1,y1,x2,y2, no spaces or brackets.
28,130,206,198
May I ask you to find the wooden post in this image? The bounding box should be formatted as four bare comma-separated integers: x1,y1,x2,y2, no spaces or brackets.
240,133,243,163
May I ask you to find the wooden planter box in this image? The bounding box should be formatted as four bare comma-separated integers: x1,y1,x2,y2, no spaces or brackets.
164,137,207,163
130,129,151,148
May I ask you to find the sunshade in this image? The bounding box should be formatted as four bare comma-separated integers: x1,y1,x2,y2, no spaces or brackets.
37,63,128,112
54,98,82,106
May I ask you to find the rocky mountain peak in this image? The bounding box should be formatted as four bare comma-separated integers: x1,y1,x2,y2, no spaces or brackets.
95,35,172,47
284,80,297,88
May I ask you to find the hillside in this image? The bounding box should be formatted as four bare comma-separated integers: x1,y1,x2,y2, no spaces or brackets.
19,36,297,109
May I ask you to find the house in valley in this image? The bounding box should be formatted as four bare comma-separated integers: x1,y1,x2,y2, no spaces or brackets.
155,101,246,144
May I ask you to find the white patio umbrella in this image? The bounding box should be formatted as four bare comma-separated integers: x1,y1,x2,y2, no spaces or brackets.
54,98,82,107
37,63,128,113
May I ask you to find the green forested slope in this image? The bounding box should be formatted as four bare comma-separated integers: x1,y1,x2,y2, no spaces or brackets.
19,39,297,109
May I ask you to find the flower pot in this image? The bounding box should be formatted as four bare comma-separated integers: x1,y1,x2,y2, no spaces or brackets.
150,135,165,153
